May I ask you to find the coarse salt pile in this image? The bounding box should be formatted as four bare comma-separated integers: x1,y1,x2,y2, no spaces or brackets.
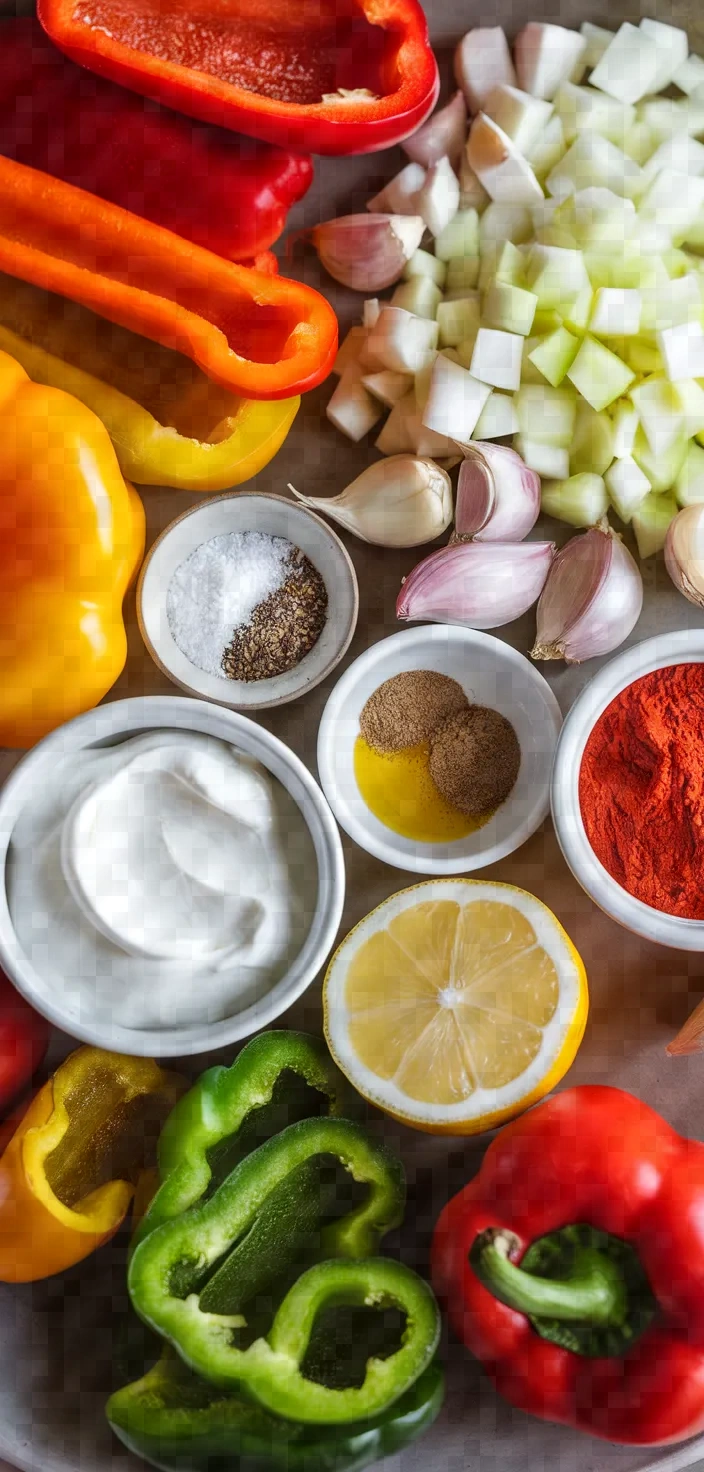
166,531,294,677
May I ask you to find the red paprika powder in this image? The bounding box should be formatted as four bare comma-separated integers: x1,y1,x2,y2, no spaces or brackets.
579,663,704,920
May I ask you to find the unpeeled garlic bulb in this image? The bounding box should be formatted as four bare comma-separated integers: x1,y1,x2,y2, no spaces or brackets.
288,457,452,548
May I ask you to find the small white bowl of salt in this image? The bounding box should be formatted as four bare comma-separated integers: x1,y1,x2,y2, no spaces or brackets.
137,492,359,709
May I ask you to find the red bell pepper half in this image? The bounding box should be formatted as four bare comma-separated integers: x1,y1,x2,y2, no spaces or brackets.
37,0,439,155
0,18,312,260
432,1085,704,1446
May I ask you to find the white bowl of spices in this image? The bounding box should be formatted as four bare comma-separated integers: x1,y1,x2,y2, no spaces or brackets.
318,626,562,875
137,492,359,710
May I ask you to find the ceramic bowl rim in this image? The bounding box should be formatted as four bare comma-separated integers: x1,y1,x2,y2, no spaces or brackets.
0,695,345,1055
551,629,704,950
317,624,563,876
136,491,359,711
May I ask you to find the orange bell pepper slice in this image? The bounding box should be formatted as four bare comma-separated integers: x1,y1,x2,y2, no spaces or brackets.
0,156,338,400
0,350,145,749
0,1046,185,1282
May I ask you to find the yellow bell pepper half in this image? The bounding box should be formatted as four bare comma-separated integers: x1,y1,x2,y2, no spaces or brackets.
0,350,145,749
0,1046,185,1283
0,274,299,492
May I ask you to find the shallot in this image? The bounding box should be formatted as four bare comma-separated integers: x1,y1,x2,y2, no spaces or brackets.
397,540,555,629
531,524,643,663
454,443,541,541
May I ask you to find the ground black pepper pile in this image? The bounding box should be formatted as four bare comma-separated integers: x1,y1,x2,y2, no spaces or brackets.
222,548,327,682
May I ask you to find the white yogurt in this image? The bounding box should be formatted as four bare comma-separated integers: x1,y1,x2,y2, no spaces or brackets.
8,732,317,1030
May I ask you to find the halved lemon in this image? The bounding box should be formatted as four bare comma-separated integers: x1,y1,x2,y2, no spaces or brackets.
323,880,588,1135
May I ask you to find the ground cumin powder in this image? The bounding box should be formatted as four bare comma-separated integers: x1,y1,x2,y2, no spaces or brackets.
430,706,521,816
579,662,704,919
359,671,468,753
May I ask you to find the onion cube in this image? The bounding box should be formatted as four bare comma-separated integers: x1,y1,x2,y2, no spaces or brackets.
484,84,554,154
483,282,538,336
658,322,704,381
589,23,660,105
567,336,635,411
604,456,651,522
422,355,491,438
528,326,580,386
580,22,614,70
675,443,704,506
470,328,524,390
673,53,704,96
630,378,686,456
639,19,689,93
472,391,520,439
514,23,587,102
590,288,642,336
515,437,570,478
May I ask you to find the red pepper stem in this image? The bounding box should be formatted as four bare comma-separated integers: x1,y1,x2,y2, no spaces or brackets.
473,1229,629,1328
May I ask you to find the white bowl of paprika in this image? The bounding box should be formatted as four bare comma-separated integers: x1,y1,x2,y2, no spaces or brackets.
551,630,704,950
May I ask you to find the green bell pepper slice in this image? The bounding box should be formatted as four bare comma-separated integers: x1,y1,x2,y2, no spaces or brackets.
107,1348,445,1472
128,1117,441,1423
133,1031,350,1253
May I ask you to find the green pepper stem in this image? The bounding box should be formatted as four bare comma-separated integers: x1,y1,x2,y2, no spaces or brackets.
473,1229,629,1328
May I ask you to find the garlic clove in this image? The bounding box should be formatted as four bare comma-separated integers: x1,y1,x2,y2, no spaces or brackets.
311,214,425,291
665,504,704,607
397,540,555,629
288,456,453,548
403,91,468,168
531,524,643,663
455,443,541,542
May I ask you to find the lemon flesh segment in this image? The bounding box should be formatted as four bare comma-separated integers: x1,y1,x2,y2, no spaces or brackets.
325,881,588,1134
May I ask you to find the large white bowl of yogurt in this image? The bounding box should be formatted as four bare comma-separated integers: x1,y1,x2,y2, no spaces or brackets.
0,697,345,1056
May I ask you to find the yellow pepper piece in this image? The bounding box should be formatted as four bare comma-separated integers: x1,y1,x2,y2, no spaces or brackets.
0,1046,184,1283
0,275,299,491
0,350,145,748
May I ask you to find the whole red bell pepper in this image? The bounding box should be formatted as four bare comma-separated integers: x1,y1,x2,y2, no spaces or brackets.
0,19,312,260
37,0,439,155
432,1086,704,1446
